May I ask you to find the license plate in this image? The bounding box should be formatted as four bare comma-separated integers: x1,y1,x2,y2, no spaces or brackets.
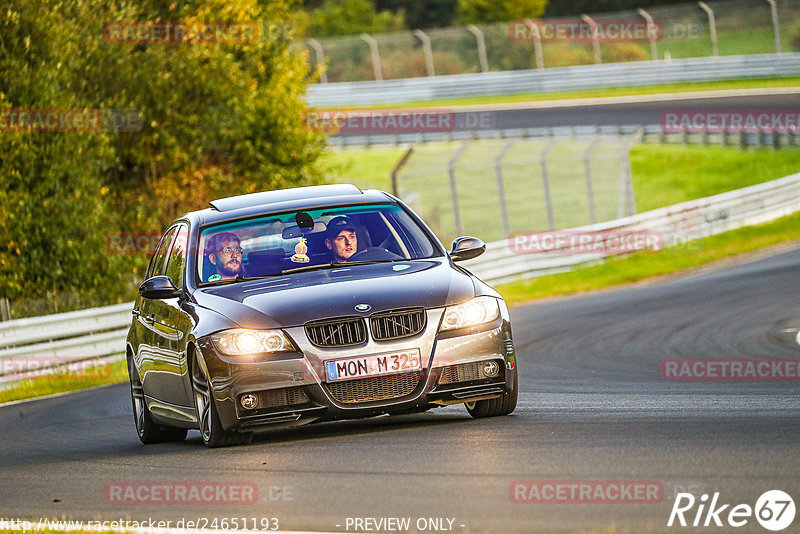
325,349,422,382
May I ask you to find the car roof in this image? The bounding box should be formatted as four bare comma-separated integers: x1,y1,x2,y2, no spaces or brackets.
186,184,397,226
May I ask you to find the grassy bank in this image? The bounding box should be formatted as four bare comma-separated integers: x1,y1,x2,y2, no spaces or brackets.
496,211,800,306
0,359,128,405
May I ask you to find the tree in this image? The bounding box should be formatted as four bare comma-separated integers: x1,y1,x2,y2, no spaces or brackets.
457,0,547,25
308,0,406,37
0,0,327,311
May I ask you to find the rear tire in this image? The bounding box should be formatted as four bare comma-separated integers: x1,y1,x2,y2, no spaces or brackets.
191,352,252,448
128,357,187,444
465,368,518,418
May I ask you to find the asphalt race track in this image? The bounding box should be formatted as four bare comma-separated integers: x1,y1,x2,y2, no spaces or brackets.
333,91,800,135
2,246,799,533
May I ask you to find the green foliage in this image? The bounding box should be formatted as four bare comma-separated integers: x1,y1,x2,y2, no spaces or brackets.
457,0,546,25
0,0,327,312
308,0,406,37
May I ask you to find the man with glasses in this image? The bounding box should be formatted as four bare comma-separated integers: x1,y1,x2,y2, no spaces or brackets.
207,232,246,281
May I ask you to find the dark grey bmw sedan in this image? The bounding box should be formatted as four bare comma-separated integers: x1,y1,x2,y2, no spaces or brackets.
126,184,517,447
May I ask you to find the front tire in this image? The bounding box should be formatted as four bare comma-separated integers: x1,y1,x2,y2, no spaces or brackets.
128,357,187,444
191,351,252,448
465,368,518,418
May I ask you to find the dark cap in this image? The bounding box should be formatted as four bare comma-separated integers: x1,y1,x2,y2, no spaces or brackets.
325,216,356,239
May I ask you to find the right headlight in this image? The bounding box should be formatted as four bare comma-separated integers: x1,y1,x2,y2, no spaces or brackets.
439,296,501,332
210,329,295,356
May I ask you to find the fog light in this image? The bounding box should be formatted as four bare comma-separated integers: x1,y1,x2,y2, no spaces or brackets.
483,360,499,378
240,394,258,410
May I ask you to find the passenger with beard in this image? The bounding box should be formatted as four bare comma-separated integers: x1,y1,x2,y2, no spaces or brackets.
207,232,247,280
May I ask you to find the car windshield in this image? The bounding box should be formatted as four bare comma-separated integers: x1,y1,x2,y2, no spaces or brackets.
197,203,439,284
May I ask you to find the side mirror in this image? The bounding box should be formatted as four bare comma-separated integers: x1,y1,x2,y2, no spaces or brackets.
139,276,181,299
449,236,486,262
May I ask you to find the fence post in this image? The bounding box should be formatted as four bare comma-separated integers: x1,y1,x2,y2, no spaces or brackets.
583,137,600,224
540,138,557,230
581,14,602,64
637,8,659,60
390,147,414,196
412,29,436,77
697,2,719,58
360,33,383,81
449,142,471,237
494,140,516,238
0,298,10,322
523,19,545,70
467,25,489,73
618,129,642,218
306,38,328,83
765,0,782,54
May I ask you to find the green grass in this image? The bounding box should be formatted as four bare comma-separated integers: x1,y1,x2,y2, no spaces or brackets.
0,358,128,405
326,144,800,220
496,211,800,307
313,77,800,110
631,145,800,212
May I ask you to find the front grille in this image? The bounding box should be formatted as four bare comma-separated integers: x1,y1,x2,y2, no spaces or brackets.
305,317,367,347
325,372,422,403
438,361,490,385
370,308,426,341
256,387,309,409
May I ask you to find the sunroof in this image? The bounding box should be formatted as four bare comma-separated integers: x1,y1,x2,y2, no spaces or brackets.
209,184,363,212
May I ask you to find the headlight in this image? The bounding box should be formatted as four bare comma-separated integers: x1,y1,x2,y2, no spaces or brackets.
211,329,295,356
439,296,501,332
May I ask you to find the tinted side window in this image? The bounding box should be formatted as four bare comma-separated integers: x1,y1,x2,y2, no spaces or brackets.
165,224,189,289
146,226,178,279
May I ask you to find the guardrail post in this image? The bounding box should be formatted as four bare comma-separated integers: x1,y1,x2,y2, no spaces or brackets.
540,138,556,230
412,29,436,77
360,33,383,81
449,142,471,236
306,38,328,83
697,2,719,58
637,8,659,60
523,19,545,70
494,140,516,238
765,0,782,54
581,14,602,64
467,25,489,73
583,138,600,224
390,147,414,196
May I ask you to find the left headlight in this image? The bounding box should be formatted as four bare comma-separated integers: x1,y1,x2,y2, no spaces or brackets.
439,296,501,332
210,329,296,356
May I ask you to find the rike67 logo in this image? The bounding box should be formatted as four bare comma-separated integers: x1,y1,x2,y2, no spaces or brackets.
668,490,795,531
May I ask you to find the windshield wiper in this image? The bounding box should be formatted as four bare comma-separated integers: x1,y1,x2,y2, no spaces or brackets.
198,273,282,287
281,259,399,275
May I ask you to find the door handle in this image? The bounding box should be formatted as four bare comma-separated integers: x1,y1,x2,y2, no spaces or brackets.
132,309,140,317
146,314,156,324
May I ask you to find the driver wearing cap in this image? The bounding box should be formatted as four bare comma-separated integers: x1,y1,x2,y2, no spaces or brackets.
324,216,358,262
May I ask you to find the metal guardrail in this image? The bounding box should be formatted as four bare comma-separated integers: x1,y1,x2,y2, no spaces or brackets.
462,171,800,284
3,171,800,380
331,124,800,148
0,302,132,382
306,53,800,107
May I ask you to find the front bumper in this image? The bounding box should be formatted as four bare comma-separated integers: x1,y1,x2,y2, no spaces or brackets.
197,306,516,432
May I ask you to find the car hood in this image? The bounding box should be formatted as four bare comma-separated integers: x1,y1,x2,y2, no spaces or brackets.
193,259,476,329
